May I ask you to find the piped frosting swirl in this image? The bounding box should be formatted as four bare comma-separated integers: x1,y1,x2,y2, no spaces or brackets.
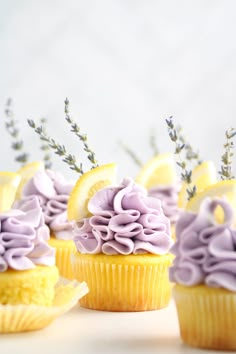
170,197,236,291
0,197,55,272
14,170,74,240
74,178,173,255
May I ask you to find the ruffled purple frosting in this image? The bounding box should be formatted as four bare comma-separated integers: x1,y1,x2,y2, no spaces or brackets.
0,197,55,272
14,170,74,240
74,178,173,255
148,183,181,225
170,197,236,291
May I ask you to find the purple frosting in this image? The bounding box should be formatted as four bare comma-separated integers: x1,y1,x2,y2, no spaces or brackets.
14,170,74,240
74,178,173,255
148,183,181,225
0,197,55,272
170,197,236,291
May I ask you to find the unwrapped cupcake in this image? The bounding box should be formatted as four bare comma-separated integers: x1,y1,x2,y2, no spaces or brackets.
0,171,88,333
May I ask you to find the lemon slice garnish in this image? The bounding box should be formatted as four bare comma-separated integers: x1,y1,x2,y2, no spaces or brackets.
135,153,177,188
186,180,236,223
67,163,117,221
0,172,21,212
16,161,45,199
178,160,217,209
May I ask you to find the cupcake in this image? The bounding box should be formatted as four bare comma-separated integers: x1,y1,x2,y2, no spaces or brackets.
71,172,174,311
27,100,173,311
0,195,59,306
170,196,236,350
14,169,76,279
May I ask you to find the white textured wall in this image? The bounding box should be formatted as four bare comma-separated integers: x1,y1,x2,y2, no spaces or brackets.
1,0,236,179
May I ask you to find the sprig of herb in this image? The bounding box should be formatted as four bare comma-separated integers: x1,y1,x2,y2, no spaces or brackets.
219,127,236,180
119,141,143,167
27,119,84,174
176,125,201,165
39,118,52,169
166,116,197,200
4,98,29,165
149,130,159,156
64,98,98,168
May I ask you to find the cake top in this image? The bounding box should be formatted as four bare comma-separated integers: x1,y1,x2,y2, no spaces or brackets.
73,177,173,255
0,197,55,272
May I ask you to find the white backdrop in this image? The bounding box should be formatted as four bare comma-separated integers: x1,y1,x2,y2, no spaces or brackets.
1,0,236,180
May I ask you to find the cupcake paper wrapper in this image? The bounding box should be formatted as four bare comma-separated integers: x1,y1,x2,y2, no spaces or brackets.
0,278,88,333
72,253,173,312
48,238,77,280
174,285,236,350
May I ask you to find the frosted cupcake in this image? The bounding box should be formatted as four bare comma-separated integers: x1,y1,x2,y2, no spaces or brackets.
170,196,236,350
72,173,174,311
14,169,76,279
27,100,173,310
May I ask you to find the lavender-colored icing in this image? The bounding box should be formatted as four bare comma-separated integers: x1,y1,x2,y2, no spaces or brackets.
170,197,236,291
14,170,74,240
74,178,173,255
148,183,181,225
0,197,55,272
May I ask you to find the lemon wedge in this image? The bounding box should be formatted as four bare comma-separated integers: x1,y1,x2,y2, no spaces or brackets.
135,153,177,189
186,180,236,223
0,172,21,212
178,160,217,209
67,163,117,221
16,161,45,199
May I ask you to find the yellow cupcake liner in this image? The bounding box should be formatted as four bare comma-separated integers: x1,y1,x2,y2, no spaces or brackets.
48,237,77,280
173,284,236,350
0,278,88,333
72,253,173,312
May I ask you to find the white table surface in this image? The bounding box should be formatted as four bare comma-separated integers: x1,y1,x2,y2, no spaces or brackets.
0,300,228,354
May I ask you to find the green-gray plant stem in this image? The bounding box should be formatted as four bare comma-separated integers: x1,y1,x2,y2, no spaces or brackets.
4,98,29,165
64,98,98,168
219,127,236,180
166,116,197,200
119,141,143,167
27,119,84,174
39,118,52,169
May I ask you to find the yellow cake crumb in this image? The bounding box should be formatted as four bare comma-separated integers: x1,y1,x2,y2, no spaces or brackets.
0,266,59,306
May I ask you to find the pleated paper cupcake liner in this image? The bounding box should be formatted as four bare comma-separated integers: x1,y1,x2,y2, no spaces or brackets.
48,238,77,280
173,285,236,350
72,253,173,312
0,278,88,333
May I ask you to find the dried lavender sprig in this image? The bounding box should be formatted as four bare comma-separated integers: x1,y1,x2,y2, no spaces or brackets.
4,98,29,164
176,124,201,165
64,98,98,168
39,118,52,169
166,116,197,200
149,130,159,156
27,119,84,174
119,141,143,167
219,127,236,180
